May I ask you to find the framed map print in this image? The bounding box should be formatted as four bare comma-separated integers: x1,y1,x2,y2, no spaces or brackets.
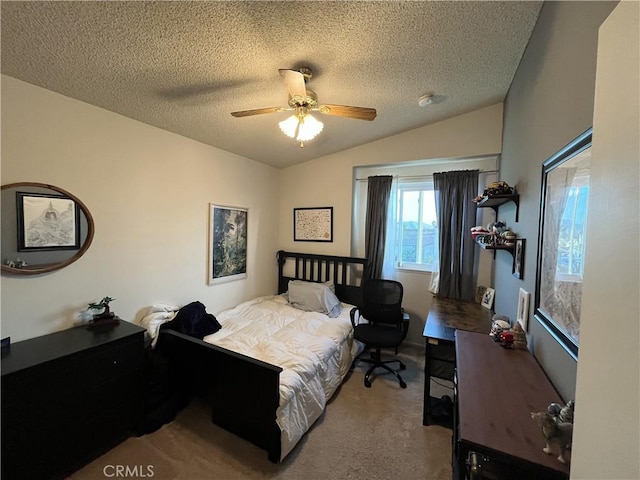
293,207,333,242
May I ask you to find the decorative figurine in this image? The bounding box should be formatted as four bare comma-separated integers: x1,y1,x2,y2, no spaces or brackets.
548,400,575,424
87,296,119,325
530,411,573,465
489,319,511,342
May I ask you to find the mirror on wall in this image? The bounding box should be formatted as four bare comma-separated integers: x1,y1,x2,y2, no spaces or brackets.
534,128,592,360
1,182,95,275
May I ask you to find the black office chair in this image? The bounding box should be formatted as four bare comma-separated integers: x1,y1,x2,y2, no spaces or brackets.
350,279,410,388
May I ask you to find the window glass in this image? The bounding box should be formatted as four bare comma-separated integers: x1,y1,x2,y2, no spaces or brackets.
397,181,438,271
557,183,589,277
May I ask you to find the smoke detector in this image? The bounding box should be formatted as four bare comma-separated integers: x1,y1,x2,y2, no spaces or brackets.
418,94,434,107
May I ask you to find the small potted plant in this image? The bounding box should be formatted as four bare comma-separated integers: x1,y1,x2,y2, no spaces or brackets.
87,296,118,325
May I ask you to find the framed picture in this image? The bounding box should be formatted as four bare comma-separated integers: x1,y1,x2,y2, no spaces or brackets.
16,191,80,251
209,204,248,285
517,288,531,331
481,287,495,310
534,128,591,360
512,238,526,279
293,207,333,242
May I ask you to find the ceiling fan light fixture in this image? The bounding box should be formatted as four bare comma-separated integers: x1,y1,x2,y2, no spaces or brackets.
279,115,300,139
279,112,324,147
296,113,323,142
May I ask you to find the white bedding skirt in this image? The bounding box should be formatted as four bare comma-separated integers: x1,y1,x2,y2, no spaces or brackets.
202,294,362,460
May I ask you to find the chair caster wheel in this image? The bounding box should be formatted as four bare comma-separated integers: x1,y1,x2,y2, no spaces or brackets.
364,380,372,388
400,381,407,389
399,363,407,371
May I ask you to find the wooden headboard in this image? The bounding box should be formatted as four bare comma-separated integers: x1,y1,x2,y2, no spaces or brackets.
276,250,369,307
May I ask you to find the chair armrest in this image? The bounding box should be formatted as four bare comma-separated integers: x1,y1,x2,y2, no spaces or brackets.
350,307,361,328
401,309,410,339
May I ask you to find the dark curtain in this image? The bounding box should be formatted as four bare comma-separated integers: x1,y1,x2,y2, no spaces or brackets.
365,175,393,279
434,170,479,300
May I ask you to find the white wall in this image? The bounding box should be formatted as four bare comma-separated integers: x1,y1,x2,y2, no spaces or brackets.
279,104,504,344
1,76,281,342
571,2,639,478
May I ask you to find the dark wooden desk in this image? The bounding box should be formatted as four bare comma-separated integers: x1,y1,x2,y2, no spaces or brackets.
455,330,569,480
422,296,493,426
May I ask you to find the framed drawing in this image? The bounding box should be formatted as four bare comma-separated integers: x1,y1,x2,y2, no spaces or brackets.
16,191,80,251
209,204,248,285
293,207,333,242
517,288,531,331
481,287,495,310
512,238,526,279
534,128,592,360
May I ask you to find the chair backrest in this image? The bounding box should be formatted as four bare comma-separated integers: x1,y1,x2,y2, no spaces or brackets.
360,279,404,326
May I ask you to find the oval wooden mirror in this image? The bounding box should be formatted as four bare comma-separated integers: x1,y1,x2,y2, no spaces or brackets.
1,182,95,275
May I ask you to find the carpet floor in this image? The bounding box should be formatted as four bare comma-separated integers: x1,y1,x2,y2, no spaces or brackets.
70,345,453,480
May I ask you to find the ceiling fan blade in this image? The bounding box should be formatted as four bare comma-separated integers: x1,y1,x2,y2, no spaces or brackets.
317,104,377,121
231,106,286,118
278,69,307,99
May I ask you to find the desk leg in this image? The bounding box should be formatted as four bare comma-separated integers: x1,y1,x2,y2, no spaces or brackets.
456,441,468,480
423,341,431,425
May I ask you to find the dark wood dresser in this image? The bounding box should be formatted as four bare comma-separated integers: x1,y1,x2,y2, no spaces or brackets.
454,330,569,480
1,321,145,479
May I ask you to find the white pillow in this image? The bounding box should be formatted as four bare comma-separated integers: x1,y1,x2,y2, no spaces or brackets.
288,280,342,318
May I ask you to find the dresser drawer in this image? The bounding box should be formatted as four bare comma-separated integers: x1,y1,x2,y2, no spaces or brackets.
88,338,144,386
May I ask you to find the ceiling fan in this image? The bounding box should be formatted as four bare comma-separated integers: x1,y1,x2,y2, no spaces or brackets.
231,67,377,147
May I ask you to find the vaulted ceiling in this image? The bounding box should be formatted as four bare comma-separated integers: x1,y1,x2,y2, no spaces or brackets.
1,1,542,168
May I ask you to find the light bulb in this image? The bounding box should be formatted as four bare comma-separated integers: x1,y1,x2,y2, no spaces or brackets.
279,115,300,138
296,114,323,142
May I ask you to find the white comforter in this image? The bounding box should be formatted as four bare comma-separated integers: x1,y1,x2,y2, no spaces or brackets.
202,294,362,460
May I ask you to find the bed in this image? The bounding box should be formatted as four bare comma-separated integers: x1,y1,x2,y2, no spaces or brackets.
155,250,369,462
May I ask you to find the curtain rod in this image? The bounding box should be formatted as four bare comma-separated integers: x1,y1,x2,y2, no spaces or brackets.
355,169,499,182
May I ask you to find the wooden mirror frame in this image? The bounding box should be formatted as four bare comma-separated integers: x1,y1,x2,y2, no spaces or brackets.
1,182,95,275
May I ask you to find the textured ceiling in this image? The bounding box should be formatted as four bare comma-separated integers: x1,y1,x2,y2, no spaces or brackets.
1,1,542,169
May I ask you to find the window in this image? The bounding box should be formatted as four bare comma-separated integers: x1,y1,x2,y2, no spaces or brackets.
396,180,439,272
352,155,497,276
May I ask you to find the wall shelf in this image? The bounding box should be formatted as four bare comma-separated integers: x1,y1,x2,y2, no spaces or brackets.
474,193,520,222
475,239,516,259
